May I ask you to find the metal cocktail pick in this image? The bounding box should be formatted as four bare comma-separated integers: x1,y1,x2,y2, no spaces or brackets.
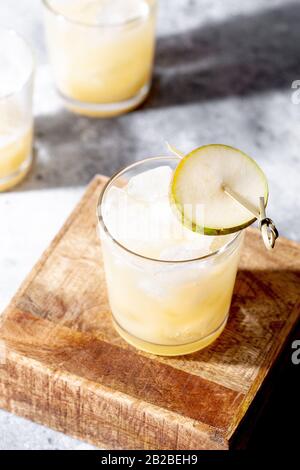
258,196,279,250
166,143,279,250
223,186,278,250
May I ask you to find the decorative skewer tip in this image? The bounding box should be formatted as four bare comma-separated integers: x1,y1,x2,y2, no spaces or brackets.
258,197,278,250
166,142,185,159
222,188,278,250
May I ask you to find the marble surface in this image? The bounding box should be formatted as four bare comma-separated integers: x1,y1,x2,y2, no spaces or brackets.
0,0,299,450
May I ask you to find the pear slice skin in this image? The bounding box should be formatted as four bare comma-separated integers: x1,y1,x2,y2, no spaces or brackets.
170,144,269,236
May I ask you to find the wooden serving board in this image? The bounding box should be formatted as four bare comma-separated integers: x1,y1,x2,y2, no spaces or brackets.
0,176,299,450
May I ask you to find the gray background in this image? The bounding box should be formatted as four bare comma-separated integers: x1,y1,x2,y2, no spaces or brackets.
0,0,299,449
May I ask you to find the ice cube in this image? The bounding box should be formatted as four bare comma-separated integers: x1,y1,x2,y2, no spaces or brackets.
102,186,132,240
126,166,173,202
0,65,17,97
102,185,162,253
138,276,167,299
0,40,29,97
96,0,149,25
139,259,207,297
102,172,216,260
159,237,212,262
102,186,128,219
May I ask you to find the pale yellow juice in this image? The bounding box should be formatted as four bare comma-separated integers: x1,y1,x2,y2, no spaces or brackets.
44,0,157,116
99,162,244,356
0,28,34,191
0,101,33,191
0,126,32,191
101,233,242,355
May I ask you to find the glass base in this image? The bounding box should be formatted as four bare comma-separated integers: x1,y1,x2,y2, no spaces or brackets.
0,153,32,192
112,315,229,356
58,82,151,118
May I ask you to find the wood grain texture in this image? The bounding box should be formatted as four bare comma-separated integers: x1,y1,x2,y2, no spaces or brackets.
0,175,299,449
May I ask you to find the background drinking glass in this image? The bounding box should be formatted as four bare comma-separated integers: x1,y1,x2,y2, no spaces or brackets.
0,28,34,192
42,0,158,117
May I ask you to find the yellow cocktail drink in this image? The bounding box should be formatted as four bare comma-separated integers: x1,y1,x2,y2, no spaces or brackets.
43,0,157,117
0,29,34,191
98,158,244,356
0,124,32,191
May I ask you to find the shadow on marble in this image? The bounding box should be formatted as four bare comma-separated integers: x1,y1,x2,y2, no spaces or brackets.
16,110,136,191
143,1,300,108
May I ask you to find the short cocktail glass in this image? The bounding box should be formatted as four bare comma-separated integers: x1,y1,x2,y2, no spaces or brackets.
97,157,244,356
43,0,157,117
0,29,34,192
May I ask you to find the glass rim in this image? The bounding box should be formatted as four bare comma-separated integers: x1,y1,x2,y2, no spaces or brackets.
0,27,35,101
97,156,243,264
42,0,157,29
